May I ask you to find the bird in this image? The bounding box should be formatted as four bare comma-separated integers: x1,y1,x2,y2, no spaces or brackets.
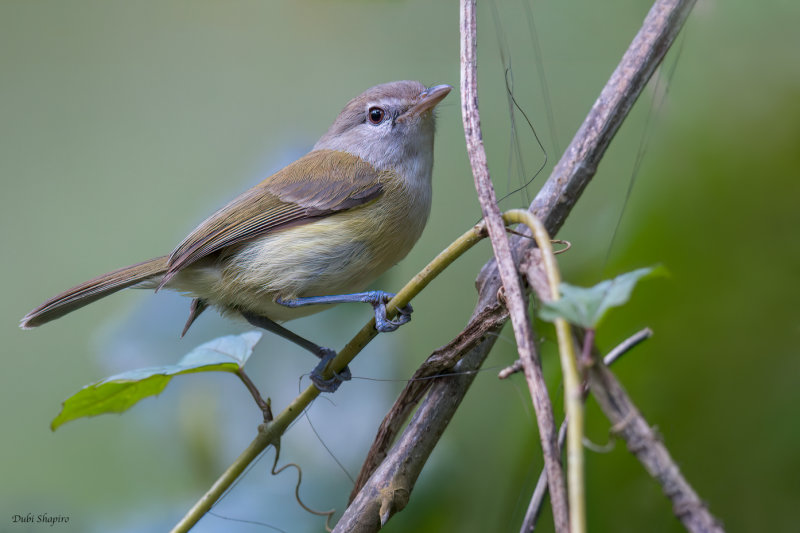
21,80,452,391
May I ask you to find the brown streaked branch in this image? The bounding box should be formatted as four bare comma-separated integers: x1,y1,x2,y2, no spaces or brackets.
520,328,654,532
459,1,570,530
338,0,700,530
348,300,508,502
585,359,725,533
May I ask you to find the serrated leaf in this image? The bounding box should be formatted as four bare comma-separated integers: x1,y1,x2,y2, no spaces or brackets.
539,266,665,328
51,331,263,430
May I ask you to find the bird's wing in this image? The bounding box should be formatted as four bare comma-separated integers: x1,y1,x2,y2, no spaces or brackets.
159,149,385,288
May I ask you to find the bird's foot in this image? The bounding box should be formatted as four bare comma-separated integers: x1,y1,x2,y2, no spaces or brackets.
310,347,351,393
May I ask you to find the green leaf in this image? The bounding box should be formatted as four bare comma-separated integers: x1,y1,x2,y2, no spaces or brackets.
51,331,263,430
539,266,666,328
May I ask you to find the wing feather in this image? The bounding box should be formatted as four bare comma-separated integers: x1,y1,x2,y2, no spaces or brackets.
159,150,384,288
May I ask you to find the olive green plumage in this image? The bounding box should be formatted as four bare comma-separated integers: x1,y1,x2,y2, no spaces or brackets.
21,81,450,330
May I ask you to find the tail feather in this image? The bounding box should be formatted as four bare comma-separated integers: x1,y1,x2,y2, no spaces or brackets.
20,256,169,329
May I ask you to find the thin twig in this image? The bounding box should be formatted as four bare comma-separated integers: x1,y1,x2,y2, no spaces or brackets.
236,369,273,422
604,328,653,365
269,451,336,531
498,359,524,379
525,420,569,532
520,328,653,532
504,210,584,533
586,359,725,533
460,2,570,531
579,329,595,374
528,0,697,237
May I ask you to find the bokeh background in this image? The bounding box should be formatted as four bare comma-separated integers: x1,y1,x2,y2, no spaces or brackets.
2,1,798,531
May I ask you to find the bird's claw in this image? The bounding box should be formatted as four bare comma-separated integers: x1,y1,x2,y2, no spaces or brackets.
372,295,413,333
310,348,351,393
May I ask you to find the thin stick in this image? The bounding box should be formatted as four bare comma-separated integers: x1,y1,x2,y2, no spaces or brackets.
529,0,697,236
521,328,653,532
604,328,653,366
349,299,508,502
503,210,584,533
235,369,273,422
525,416,569,532
460,2,570,531
586,358,725,533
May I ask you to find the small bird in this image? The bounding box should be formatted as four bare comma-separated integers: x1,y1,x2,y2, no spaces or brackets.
21,80,451,391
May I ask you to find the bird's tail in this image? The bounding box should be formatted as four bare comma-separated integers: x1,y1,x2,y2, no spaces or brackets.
20,256,169,329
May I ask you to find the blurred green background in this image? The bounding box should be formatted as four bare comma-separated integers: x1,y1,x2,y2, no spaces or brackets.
2,1,798,531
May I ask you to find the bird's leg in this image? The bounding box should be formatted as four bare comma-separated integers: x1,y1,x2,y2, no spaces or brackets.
181,298,208,338
275,291,413,333
240,311,350,393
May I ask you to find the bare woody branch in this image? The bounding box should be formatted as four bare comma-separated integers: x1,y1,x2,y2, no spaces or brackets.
349,300,508,503
459,0,570,530
519,327,653,532
522,243,723,533
339,0,701,530
334,293,501,533
530,0,697,235
585,359,725,533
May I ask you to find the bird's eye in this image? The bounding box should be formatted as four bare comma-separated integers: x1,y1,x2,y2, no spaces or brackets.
368,106,386,125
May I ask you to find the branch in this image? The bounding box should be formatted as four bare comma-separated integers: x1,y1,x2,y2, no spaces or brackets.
529,0,697,237
503,210,584,533
523,243,723,532
349,300,508,502
520,328,653,532
585,358,725,533
334,339,492,532
342,0,699,530
338,211,561,531
171,222,488,532
459,1,570,530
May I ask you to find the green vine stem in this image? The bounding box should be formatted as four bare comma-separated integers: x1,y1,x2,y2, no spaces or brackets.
170,221,487,533
171,209,578,532
503,209,584,533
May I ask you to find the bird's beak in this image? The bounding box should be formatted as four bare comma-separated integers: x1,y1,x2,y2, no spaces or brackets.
400,84,452,121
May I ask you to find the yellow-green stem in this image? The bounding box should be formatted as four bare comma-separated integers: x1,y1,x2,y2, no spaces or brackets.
172,211,583,533
503,208,585,533
170,223,486,533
